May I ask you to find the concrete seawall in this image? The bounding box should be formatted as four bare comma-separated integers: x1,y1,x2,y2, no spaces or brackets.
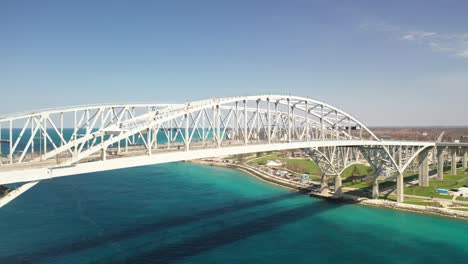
359,199,468,219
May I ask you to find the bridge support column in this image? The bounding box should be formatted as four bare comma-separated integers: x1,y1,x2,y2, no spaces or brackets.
372,176,379,199
463,148,467,171
320,174,329,195
101,147,106,161
334,175,342,196
451,148,458,175
396,173,404,203
437,147,444,181
418,149,429,187
147,128,152,155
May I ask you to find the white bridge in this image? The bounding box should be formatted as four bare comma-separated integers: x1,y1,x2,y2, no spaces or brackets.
0,95,467,207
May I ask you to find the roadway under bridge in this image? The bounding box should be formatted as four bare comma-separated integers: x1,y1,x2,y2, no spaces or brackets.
0,95,467,207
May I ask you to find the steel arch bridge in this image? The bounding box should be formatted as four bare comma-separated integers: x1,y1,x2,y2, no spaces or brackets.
0,95,466,207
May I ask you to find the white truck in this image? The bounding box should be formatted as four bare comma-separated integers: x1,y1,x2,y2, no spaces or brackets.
459,187,468,197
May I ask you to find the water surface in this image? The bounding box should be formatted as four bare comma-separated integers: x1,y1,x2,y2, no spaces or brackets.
0,162,467,263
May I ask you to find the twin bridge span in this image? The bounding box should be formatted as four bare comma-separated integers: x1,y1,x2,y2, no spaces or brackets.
0,95,467,207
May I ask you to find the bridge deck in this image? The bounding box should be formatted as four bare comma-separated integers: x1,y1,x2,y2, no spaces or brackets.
435,142,468,147
0,139,436,185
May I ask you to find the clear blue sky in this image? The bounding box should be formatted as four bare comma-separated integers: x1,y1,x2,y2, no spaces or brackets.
1,0,467,126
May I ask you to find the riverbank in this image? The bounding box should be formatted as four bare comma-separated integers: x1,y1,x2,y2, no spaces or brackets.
189,159,468,220
189,159,310,192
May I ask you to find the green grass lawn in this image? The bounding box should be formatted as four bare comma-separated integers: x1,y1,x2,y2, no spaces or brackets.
343,172,418,191
251,153,373,181
451,207,468,212
403,198,435,206
248,152,321,177
341,164,373,178
249,153,283,165
404,171,468,199
282,158,321,175
343,179,372,189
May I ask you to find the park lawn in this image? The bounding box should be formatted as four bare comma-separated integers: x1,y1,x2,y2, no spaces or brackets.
344,178,394,189
344,180,372,189
250,153,283,165
309,175,322,181
341,164,373,178
404,171,468,199
282,158,321,175
404,186,454,199
388,196,452,207
227,153,257,163
338,164,373,188
251,153,373,181
403,198,435,206
343,173,416,190
249,152,321,176
451,207,468,212
438,171,468,188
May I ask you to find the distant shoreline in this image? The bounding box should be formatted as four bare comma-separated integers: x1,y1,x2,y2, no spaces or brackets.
188,159,468,221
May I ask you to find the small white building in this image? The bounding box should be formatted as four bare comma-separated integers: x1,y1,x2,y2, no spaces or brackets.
266,160,282,167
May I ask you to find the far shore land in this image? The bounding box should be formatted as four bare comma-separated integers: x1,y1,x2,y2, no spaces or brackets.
188,154,468,221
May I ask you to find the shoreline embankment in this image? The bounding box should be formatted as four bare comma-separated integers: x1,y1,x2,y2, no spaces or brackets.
188,159,468,220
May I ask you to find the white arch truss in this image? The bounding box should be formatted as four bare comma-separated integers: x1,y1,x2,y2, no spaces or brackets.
0,94,442,207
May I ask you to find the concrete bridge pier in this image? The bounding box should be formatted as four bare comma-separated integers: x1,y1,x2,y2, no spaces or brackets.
320,174,329,195
418,149,429,187
451,148,458,175
437,147,445,180
463,148,468,171
334,174,342,196
101,147,107,161
396,173,404,203
371,176,379,199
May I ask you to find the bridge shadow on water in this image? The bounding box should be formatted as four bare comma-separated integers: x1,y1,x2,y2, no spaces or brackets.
0,192,340,264
3,193,464,264
115,200,466,264
114,201,336,264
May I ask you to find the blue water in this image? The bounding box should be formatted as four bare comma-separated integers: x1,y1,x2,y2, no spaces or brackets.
0,162,467,263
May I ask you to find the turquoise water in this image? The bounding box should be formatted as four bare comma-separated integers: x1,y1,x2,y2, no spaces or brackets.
0,162,467,263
